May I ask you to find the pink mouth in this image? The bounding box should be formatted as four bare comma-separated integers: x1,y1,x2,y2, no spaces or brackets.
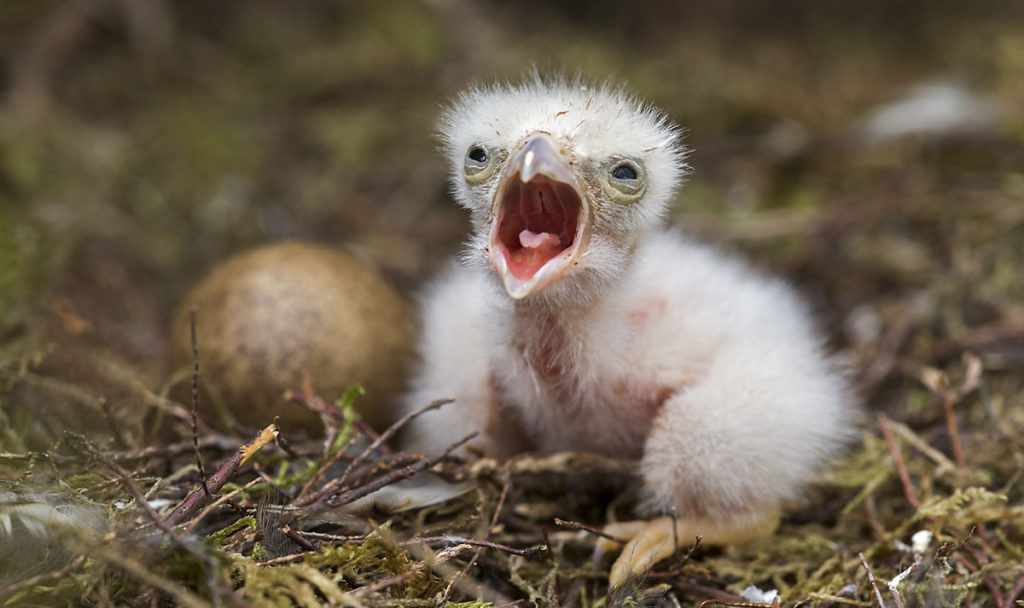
495,175,581,282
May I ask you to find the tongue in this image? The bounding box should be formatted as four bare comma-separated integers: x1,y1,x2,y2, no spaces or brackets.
519,229,561,256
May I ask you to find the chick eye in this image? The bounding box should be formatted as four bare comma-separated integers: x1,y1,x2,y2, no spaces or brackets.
464,145,495,183
604,158,646,202
611,163,637,180
468,147,487,163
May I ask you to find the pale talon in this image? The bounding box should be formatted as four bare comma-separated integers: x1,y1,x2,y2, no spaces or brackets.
606,512,782,588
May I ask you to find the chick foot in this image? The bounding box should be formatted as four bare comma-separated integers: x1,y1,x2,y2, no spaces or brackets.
600,510,781,588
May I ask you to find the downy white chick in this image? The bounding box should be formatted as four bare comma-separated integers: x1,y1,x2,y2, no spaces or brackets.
402,76,852,587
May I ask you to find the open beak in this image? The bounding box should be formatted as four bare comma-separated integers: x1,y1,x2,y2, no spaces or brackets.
488,133,589,299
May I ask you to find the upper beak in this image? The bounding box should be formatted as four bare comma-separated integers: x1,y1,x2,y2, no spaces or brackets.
488,133,589,299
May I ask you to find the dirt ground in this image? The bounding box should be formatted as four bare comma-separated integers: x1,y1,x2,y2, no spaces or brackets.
1,1,1023,606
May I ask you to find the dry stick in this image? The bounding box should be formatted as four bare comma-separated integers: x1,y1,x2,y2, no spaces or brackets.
282,525,318,552
439,469,512,604
885,419,956,474
255,552,309,567
320,431,477,509
697,600,775,608
1003,572,1024,608
164,423,278,527
189,309,211,497
859,552,886,608
295,432,360,503
554,517,630,545
878,413,921,509
292,397,455,508
965,549,1001,604
334,397,454,489
1,436,240,467
297,530,366,542
941,390,967,469
403,536,546,558
186,477,263,534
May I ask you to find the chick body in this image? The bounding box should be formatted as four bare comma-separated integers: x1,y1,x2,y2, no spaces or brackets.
402,76,852,585
406,231,847,517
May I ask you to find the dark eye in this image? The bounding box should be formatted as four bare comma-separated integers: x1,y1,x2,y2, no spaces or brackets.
611,163,637,180
468,147,488,163
604,158,646,202
464,145,495,183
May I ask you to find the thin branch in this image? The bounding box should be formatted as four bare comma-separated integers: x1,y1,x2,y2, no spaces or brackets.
859,552,886,608
554,517,630,545
282,525,318,552
885,418,957,474
186,477,262,534
292,397,455,508
941,391,967,469
1003,571,1024,608
164,424,278,527
319,431,477,509
189,309,211,497
878,414,920,509
697,600,776,608
404,535,546,558
439,469,512,603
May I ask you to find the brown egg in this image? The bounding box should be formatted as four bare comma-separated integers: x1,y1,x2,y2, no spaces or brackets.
168,241,413,435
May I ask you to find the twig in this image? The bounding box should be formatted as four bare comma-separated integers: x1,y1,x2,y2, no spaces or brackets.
186,477,262,534
859,552,886,608
296,530,367,542
282,525,318,552
553,517,629,545
405,535,546,558
885,418,957,474
878,414,920,509
887,553,923,608
164,423,278,527
295,432,359,503
255,552,309,567
189,309,211,497
319,432,477,509
439,469,512,604
697,600,775,608
292,398,455,508
920,365,969,469
465,451,636,478
1003,571,1024,608
941,391,967,469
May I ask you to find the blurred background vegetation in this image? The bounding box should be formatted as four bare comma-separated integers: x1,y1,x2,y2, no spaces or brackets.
1,0,1022,376
2,1,1024,605
1,0,1023,485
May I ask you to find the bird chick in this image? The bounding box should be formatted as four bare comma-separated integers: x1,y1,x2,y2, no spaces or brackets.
402,76,852,587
